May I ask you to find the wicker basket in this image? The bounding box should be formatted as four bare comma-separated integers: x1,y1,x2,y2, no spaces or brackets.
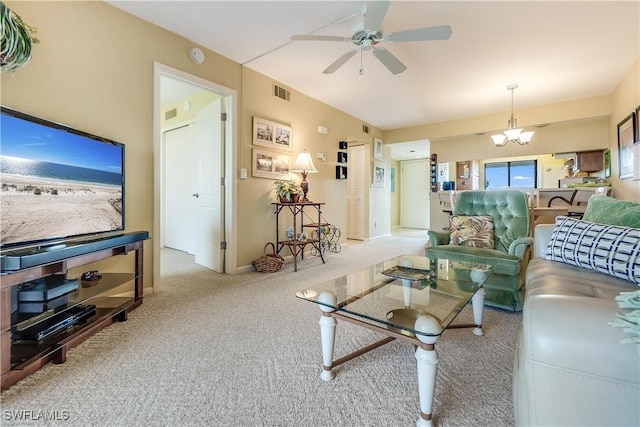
252,242,284,273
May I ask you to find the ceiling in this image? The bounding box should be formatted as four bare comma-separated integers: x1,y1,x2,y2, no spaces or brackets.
109,1,639,160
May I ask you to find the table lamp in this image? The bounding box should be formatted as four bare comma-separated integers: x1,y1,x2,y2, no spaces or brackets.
291,149,318,202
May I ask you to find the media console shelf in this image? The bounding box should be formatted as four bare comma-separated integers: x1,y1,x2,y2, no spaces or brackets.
0,231,148,391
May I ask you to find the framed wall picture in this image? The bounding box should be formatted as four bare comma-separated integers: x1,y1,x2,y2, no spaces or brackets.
374,138,383,159
252,116,292,152
252,148,291,179
373,161,386,188
617,112,636,179
604,149,611,178
636,106,640,143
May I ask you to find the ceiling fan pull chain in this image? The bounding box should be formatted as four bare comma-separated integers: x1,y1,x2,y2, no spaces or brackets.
359,49,364,75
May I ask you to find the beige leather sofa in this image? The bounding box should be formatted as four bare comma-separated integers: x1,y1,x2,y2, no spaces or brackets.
513,224,640,426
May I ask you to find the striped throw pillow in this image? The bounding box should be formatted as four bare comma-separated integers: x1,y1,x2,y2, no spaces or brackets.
542,216,640,285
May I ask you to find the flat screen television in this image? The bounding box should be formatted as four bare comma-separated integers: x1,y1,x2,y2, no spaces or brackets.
0,106,125,249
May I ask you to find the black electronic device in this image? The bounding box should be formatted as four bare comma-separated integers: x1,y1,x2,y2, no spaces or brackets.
12,304,96,342
81,270,101,281
0,106,125,250
0,231,148,271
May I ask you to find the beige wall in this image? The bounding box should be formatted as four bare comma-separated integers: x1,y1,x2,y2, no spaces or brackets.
2,2,637,281
239,68,385,264
1,1,245,283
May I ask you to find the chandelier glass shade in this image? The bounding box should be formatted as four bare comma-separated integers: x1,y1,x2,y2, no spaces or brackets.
491,84,534,147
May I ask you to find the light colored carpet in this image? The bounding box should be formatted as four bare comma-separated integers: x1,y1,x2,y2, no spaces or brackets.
1,235,521,426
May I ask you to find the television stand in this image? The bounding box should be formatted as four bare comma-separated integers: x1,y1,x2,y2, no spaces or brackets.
0,231,149,391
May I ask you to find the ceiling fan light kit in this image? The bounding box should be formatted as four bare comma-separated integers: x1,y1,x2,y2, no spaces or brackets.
290,1,452,75
492,84,535,147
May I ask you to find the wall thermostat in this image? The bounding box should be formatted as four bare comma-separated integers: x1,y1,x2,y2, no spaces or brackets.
189,48,205,64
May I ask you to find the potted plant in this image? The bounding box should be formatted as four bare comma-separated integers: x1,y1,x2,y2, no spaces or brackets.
1,3,40,73
272,180,301,203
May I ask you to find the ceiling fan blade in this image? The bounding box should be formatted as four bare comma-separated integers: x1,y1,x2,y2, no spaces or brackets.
363,1,390,31
290,35,350,42
323,50,357,74
385,25,453,43
372,47,407,75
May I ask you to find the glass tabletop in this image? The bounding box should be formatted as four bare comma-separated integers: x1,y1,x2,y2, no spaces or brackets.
296,255,493,337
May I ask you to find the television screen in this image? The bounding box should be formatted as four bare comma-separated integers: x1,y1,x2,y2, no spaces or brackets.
0,107,125,249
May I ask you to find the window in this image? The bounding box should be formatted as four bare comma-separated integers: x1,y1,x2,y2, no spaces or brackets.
485,160,537,188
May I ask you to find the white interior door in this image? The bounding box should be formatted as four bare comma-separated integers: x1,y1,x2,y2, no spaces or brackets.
401,160,430,229
164,125,197,253
194,99,224,272
347,144,365,240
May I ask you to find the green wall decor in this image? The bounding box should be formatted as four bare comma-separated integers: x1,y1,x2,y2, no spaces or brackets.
1,2,39,73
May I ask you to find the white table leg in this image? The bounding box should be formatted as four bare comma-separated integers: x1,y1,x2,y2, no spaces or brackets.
318,291,337,381
402,278,413,307
471,287,485,336
415,338,438,427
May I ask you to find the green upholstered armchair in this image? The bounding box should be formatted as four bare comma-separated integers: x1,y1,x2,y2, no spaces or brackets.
425,190,533,311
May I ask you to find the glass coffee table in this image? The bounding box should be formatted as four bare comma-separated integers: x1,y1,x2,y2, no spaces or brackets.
296,255,493,427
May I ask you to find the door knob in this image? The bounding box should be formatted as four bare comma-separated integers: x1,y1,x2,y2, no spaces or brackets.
192,193,199,198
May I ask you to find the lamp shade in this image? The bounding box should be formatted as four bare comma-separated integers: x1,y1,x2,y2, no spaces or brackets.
291,150,318,173
491,134,507,147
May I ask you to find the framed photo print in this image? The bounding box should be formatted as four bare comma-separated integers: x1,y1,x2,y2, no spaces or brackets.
636,106,640,143
253,116,292,152
374,138,383,159
373,161,386,188
617,112,636,179
252,148,291,180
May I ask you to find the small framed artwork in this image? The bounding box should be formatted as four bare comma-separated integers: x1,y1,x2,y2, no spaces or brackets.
339,140,348,150
374,138,383,159
373,161,386,188
604,149,611,178
253,116,292,152
252,148,291,180
617,112,636,179
337,152,348,163
390,167,396,192
636,106,640,143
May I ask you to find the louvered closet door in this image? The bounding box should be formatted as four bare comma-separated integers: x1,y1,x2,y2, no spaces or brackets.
347,144,365,240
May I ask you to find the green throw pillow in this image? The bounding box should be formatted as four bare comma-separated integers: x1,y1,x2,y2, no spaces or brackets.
583,196,640,228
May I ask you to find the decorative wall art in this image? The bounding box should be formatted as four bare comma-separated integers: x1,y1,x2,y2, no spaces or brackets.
636,106,640,143
252,148,291,179
604,149,611,178
252,116,292,152
374,138,383,159
373,161,386,188
617,112,636,179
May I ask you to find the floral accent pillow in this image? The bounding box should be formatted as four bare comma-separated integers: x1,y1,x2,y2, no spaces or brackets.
449,215,495,249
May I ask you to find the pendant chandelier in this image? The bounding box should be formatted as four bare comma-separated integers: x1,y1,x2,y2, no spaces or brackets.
491,84,534,147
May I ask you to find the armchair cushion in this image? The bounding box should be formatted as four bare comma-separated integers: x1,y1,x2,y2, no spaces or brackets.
448,215,494,248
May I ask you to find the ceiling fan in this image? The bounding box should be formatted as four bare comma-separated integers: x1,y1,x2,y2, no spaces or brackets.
290,1,452,75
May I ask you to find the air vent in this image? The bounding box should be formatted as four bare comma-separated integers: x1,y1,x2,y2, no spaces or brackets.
362,124,370,134
165,108,177,120
273,84,290,101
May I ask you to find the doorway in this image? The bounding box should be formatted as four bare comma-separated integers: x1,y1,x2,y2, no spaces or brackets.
153,63,237,286
401,160,430,229
347,144,366,240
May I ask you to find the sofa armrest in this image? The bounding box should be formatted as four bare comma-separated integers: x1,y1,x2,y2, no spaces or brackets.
427,230,449,247
533,224,554,258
